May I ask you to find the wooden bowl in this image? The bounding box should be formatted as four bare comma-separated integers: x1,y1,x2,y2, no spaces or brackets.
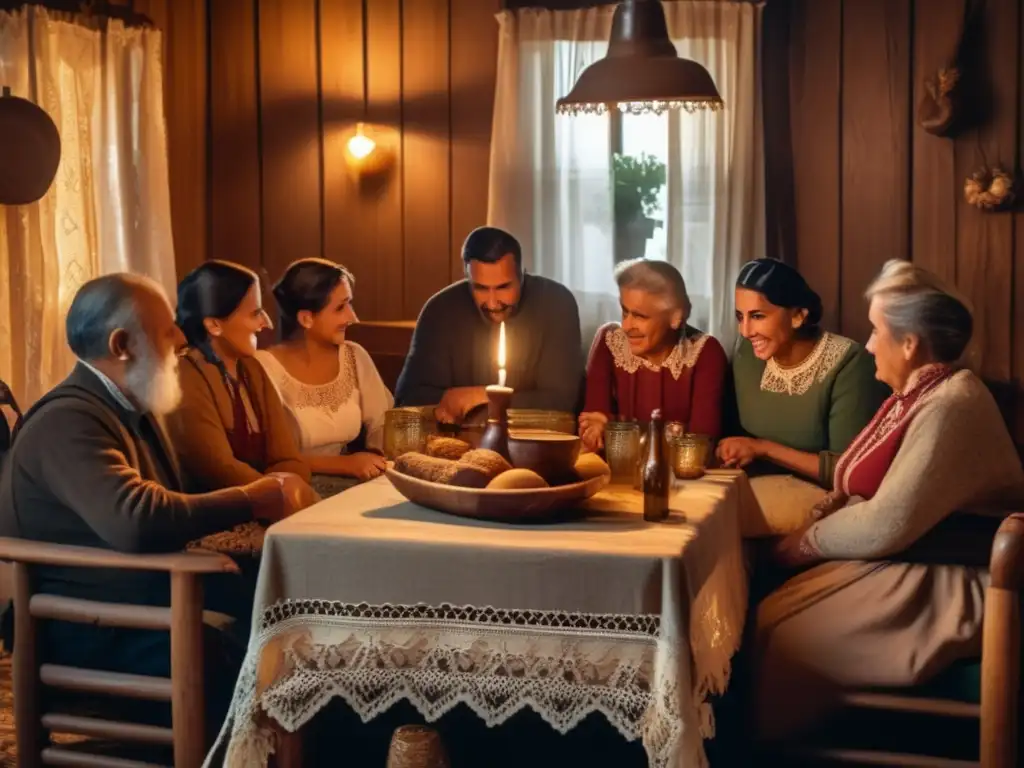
385,466,608,522
508,429,581,483
430,407,576,450
508,409,577,434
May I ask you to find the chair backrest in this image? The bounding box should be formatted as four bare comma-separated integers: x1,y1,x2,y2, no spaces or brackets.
0,378,22,459
0,538,235,768
0,380,22,649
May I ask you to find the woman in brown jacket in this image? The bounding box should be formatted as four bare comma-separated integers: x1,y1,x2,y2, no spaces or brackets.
167,260,313,492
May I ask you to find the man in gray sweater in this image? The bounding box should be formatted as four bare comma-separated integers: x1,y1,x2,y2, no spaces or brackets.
395,227,583,421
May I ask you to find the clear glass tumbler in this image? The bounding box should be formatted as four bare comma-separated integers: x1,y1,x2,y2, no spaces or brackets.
668,433,711,480
383,408,429,460
604,420,641,485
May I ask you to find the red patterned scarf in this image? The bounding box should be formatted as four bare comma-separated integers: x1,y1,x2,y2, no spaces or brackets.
833,364,955,499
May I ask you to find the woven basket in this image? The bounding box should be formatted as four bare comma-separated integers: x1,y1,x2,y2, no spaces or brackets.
385,725,451,768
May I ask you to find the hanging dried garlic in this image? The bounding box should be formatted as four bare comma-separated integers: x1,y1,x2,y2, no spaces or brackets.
964,166,1016,211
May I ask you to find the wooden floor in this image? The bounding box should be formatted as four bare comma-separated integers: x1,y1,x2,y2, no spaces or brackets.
0,652,98,766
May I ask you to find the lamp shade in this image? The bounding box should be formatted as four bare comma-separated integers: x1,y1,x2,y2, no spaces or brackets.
556,0,723,116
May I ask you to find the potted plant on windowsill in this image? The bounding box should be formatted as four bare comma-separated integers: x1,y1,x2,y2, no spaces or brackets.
613,152,666,264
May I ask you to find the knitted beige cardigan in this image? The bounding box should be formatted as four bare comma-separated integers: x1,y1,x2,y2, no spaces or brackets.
808,369,1024,559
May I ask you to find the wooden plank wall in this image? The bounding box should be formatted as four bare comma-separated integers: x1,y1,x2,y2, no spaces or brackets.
133,0,501,323
778,0,1024,437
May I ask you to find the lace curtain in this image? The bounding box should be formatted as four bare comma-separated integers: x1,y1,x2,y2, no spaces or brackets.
0,7,176,406
487,2,764,353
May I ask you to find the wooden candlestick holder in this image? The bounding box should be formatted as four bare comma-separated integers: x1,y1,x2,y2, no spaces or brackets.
478,385,513,461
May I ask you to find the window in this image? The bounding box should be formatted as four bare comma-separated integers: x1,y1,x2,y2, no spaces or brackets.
616,111,715,327
615,112,667,264
491,5,761,348
561,105,717,331
548,38,716,329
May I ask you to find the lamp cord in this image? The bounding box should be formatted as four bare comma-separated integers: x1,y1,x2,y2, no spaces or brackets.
361,0,369,121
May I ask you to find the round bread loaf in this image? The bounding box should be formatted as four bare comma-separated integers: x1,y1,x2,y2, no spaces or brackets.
574,452,611,481
487,468,549,490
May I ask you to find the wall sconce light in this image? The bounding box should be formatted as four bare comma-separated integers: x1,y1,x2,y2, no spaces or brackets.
343,121,395,188
346,122,376,161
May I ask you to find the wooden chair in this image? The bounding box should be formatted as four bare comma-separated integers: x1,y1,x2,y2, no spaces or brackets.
766,510,1024,768
0,537,238,768
0,376,23,450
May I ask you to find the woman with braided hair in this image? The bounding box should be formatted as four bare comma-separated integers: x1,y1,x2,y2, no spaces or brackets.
167,260,314,495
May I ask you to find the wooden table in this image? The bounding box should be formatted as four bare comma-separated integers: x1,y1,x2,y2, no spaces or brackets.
206,472,752,768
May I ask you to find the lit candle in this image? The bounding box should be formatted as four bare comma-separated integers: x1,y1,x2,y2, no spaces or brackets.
481,320,513,458
497,321,507,388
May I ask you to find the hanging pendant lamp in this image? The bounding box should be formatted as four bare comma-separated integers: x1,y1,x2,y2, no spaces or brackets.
556,0,723,117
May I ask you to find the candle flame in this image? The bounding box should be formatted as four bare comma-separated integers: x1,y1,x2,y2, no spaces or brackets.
497,321,507,387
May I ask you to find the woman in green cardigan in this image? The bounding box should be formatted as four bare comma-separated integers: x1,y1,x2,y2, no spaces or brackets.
717,259,888,535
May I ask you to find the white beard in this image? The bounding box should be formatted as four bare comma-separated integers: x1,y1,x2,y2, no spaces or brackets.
125,344,182,416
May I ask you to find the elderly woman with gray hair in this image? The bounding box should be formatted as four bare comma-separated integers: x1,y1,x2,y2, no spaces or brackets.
579,258,727,452
755,259,1024,738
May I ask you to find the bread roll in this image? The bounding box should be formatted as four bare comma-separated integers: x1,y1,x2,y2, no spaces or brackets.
394,452,459,484
574,453,611,481
458,448,513,480
425,436,472,460
487,468,549,490
448,465,492,489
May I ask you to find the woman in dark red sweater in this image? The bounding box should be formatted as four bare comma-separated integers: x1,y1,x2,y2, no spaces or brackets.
579,259,728,452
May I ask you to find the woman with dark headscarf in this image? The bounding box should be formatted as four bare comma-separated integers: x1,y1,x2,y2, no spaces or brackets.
167,260,314,493
718,259,887,535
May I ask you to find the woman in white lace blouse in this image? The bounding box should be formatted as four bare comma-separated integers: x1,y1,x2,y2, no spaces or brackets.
256,259,393,488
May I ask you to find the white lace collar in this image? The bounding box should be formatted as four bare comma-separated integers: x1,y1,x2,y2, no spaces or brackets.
759,332,852,396
604,325,710,381
259,345,358,413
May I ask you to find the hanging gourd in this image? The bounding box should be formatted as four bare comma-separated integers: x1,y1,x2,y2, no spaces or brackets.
917,0,985,137
0,86,61,205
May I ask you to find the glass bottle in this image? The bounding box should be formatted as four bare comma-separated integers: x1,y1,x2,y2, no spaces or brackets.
642,409,669,522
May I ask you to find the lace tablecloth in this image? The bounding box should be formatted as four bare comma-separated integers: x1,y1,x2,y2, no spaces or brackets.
208,471,750,768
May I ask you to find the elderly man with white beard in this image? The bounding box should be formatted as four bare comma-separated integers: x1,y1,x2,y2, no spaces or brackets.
0,272,305,741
